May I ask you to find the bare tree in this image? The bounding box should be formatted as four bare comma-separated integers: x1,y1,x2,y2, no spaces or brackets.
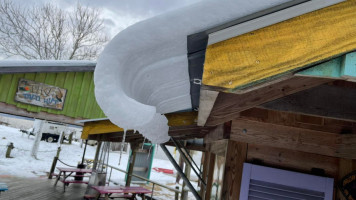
0,1,108,60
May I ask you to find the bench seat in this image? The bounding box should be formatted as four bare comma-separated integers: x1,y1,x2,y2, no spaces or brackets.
60,179,89,184
84,194,133,199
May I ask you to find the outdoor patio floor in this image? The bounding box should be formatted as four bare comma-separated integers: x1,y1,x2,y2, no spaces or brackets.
0,175,90,200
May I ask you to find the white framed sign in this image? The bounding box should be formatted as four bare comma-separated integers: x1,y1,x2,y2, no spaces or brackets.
15,78,67,110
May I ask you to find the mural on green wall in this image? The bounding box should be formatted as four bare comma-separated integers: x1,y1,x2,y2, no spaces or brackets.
0,72,106,119
15,78,67,110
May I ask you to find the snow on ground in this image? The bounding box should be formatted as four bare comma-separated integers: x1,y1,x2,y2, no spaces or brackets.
0,125,198,199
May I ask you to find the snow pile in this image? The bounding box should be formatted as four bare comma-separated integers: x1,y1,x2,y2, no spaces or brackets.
94,0,288,143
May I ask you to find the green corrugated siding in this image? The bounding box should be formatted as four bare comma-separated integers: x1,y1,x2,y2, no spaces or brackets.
0,72,106,119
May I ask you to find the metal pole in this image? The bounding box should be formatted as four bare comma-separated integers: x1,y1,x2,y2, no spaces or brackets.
108,167,113,185
172,138,206,186
177,140,202,174
81,140,88,164
151,183,155,199
160,144,201,200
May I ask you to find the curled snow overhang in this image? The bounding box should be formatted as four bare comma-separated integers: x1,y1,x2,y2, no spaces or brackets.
94,0,343,144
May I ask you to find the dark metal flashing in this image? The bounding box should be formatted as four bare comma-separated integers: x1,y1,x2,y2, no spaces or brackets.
187,0,311,110
188,50,205,110
187,0,310,54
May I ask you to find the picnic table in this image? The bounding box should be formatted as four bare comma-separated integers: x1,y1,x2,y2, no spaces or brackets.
90,186,152,200
54,167,93,192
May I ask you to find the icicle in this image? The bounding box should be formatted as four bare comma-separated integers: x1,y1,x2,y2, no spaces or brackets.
142,137,146,150
118,130,127,165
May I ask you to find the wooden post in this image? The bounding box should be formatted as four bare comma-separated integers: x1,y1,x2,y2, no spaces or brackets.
68,132,73,144
60,132,65,144
205,153,215,200
5,142,14,158
337,158,356,200
92,141,102,170
221,141,247,200
48,147,61,179
200,152,210,199
175,186,180,200
31,119,44,158
126,143,138,187
181,150,191,200
176,150,184,184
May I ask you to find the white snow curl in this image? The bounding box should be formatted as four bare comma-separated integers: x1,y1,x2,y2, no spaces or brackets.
94,0,288,143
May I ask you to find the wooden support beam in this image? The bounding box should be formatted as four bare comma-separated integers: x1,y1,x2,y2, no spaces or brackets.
247,144,339,179
231,118,356,159
337,159,356,200
240,107,356,135
261,83,356,122
204,122,230,144
181,149,191,200
0,102,84,126
197,89,218,126
203,0,356,92
200,152,210,199
221,141,247,200
204,153,215,200
126,144,138,187
205,139,228,157
206,76,330,126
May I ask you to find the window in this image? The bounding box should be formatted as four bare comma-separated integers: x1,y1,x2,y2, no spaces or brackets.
240,163,334,200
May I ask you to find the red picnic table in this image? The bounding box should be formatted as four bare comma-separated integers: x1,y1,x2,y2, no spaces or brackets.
54,167,93,192
90,186,152,200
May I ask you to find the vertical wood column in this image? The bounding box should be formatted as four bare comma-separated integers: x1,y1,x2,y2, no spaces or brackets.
221,141,247,200
126,143,138,187
337,158,356,200
181,150,192,200
92,141,102,170
200,152,210,199
205,153,215,200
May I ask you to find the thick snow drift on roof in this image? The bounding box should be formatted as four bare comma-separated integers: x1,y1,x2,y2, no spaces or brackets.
94,0,290,143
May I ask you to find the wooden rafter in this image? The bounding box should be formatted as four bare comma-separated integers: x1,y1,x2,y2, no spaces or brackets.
0,102,84,126
240,107,356,135
205,76,331,126
260,82,356,122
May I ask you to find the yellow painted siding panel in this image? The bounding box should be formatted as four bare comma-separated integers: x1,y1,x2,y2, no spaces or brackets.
81,120,124,139
203,0,356,91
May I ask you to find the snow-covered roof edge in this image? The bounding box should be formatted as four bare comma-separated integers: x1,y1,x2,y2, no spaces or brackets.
94,0,344,144
0,60,96,73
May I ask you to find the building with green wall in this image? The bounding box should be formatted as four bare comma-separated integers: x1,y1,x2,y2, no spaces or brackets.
0,61,105,125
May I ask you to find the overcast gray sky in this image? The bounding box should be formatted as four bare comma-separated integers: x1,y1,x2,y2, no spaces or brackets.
18,0,202,38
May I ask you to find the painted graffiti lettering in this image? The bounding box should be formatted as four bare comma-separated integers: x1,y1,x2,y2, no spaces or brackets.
44,97,59,105
23,93,41,101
